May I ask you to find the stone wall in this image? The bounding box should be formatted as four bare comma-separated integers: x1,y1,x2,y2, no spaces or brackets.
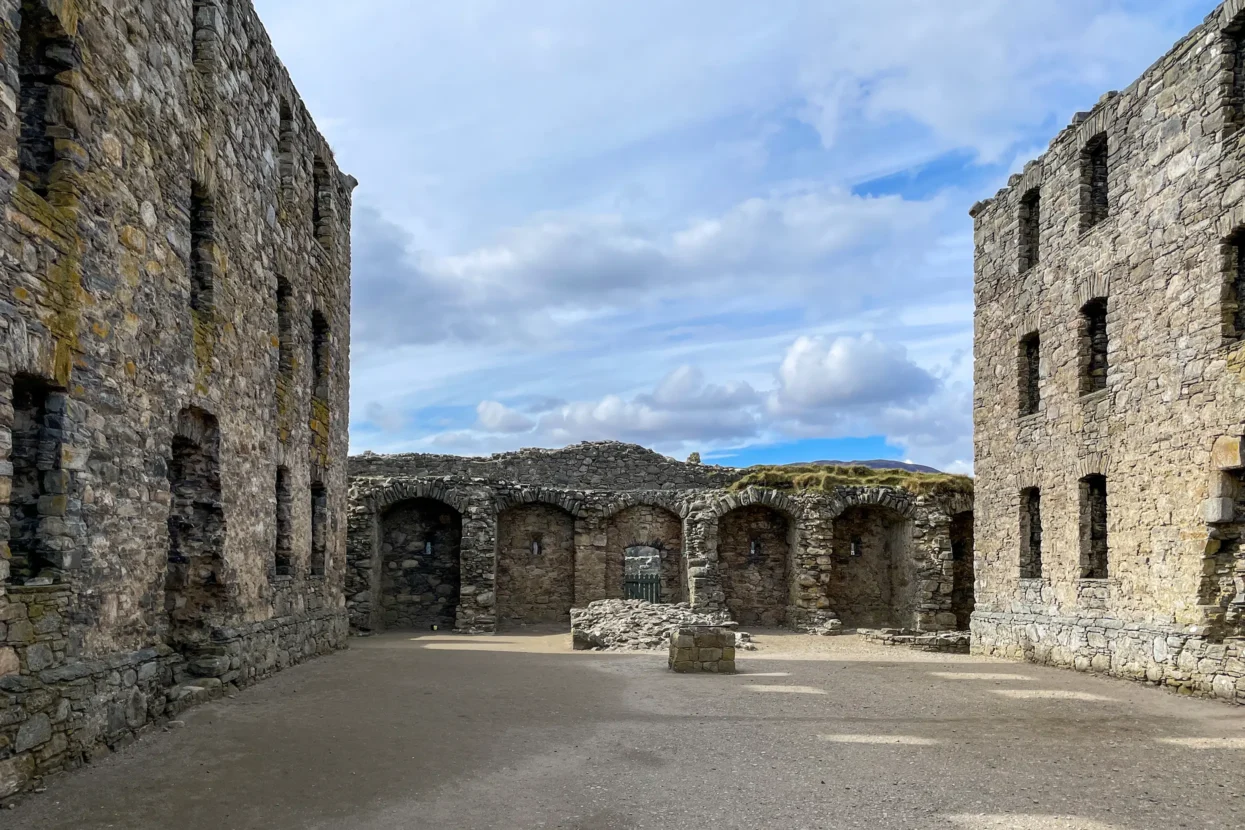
970,0,1245,703
496,503,576,624
718,505,791,627
827,505,912,628
0,0,354,796
350,442,740,490
379,498,462,629
348,446,971,639
605,504,684,603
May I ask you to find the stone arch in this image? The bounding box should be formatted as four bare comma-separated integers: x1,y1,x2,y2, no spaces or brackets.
369,479,470,517
717,502,793,626
828,501,916,629
706,487,800,521
601,491,691,521
494,487,583,517
378,496,464,629
496,501,576,624
605,503,686,604
823,488,917,521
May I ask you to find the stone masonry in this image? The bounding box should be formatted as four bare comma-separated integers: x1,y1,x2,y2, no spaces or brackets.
0,1,354,797
348,443,974,638
971,0,1245,703
668,626,736,673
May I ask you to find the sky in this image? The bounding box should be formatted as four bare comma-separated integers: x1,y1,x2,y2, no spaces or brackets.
253,0,1216,474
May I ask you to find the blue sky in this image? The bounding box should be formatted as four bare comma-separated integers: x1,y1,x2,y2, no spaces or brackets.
254,0,1215,473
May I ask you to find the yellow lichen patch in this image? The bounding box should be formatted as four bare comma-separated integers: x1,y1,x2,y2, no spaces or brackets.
91,321,110,339
13,286,30,302
119,225,147,252
192,308,216,384
730,465,974,498
125,361,137,379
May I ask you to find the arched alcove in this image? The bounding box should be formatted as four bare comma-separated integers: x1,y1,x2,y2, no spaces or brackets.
829,504,914,628
496,502,576,624
605,504,685,603
718,505,791,626
380,497,463,629
950,511,975,631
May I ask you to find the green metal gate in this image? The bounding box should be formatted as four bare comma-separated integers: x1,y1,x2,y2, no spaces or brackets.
624,573,661,603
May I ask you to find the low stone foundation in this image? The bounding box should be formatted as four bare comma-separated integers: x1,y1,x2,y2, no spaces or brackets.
861,628,970,654
668,627,737,673
0,599,348,799
973,611,1245,704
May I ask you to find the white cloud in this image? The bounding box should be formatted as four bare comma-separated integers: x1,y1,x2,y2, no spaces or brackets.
476,401,535,434
770,334,937,414
350,186,948,350
254,0,1204,473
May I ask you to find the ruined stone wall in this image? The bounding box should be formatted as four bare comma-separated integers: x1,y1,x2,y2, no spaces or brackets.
717,505,790,627
827,506,912,628
348,453,969,640
971,0,1245,703
0,0,354,796
605,505,684,604
379,499,462,629
496,503,576,624
349,441,740,490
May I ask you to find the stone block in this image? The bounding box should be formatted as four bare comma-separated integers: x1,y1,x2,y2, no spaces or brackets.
1213,436,1245,470
1203,497,1235,524
0,647,18,677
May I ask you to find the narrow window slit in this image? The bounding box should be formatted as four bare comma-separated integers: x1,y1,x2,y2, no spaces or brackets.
1081,133,1109,230
1080,298,1108,395
274,466,293,577
190,181,216,313
1020,487,1043,579
18,0,79,198
1079,475,1109,580
1018,332,1040,416
1018,188,1041,273
310,482,327,576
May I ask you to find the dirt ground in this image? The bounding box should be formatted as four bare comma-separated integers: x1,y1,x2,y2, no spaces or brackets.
6,631,1245,829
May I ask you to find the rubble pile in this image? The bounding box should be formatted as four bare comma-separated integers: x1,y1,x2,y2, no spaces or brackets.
571,600,736,652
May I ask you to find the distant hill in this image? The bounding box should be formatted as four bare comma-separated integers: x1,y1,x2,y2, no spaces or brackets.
793,459,942,474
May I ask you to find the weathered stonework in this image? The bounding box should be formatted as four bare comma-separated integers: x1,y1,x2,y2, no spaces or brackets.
971,0,1245,703
348,443,973,638
0,0,354,797
668,626,736,673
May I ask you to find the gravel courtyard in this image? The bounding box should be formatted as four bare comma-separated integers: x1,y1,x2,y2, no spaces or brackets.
6,631,1245,830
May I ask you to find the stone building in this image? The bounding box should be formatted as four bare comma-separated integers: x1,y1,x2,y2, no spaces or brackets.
0,0,354,796
971,0,1245,702
347,442,974,636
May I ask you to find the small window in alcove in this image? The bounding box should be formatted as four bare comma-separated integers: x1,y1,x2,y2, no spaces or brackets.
531,537,543,557
850,536,863,558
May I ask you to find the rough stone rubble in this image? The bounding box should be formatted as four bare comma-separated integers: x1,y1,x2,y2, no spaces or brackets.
570,600,734,652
